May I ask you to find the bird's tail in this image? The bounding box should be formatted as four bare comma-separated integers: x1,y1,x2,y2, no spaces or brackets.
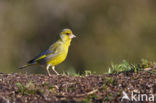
18,64,31,69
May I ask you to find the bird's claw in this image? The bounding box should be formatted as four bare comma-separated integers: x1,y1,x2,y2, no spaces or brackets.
48,73,52,77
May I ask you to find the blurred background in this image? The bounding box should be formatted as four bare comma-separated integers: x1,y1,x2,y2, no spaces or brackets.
0,0,156,74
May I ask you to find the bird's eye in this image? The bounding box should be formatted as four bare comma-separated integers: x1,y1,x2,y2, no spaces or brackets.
66,33,70,35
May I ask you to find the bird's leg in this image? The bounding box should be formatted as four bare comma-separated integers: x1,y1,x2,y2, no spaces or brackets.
46,64,52,76
51,66,59,75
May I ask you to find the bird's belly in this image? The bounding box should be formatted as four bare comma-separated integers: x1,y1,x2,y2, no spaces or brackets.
47,53,67,66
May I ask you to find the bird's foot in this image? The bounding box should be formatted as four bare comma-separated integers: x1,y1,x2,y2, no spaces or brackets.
48,73,52,77
53,69,60,75
55,72,60,75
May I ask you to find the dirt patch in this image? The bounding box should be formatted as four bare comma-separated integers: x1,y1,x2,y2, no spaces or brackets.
0,71,156,103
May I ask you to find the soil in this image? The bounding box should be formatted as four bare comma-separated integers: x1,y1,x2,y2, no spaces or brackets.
0,71,156,103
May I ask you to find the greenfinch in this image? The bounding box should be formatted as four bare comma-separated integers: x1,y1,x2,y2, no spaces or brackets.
19,28,76,76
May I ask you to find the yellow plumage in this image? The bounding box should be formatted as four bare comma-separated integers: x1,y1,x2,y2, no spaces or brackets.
19,28,76,76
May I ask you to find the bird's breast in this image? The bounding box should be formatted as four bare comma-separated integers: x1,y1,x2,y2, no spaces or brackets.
47,44,69,66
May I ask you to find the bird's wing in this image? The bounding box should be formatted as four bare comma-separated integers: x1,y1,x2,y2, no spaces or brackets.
27,50,50,64
27,42,61,64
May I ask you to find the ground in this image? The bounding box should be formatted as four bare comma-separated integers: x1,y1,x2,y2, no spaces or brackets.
0,70,156,103
0,60,156,103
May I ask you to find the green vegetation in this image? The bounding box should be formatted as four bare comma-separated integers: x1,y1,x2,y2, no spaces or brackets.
104,93,114,102
62,70,94,77
84,70,92,76
108,59,156,74
139,59,156,69
16,81,55,95
16,81,37,95
105,77,115,85
140,59,156,74
108,60,137,74
62,71,81,77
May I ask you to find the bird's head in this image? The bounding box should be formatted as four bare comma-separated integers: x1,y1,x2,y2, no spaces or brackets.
60,28,76,42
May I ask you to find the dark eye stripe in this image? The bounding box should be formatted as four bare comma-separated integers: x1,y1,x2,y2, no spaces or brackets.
66,33,70,35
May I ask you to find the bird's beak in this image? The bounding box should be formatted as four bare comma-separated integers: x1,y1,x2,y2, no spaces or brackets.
70,34,76,38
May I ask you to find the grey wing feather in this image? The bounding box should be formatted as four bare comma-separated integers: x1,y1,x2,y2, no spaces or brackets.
37,45,60,64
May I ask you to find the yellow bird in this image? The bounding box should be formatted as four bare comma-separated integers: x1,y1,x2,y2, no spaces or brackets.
19,28,76,76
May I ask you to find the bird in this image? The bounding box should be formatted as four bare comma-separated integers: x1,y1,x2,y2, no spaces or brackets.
19,28,76,76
